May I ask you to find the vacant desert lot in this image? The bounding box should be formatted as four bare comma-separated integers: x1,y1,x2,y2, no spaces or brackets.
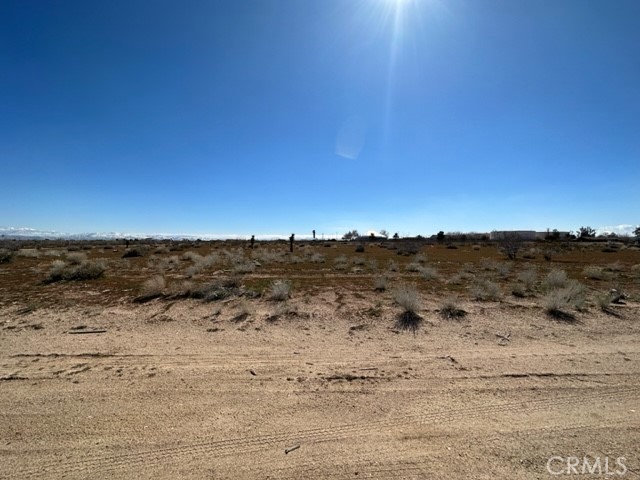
1,239,639,479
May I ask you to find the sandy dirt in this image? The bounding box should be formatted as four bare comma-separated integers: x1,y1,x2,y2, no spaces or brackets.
1,288,639,479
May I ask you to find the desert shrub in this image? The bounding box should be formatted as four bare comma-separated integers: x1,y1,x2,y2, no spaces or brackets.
269,279,291,301
446,243,458,249
595,293,612,311
511,284,527,298
374,275,388,292
0,248,13,263
190,278,241,302
235,298,253,319
253,249,282,264
495,262,511,278
497,233,523,260
367,259,379,271
414,254,427,264
543,250,554,262
232,260,256,275
605,262,623,272
18,248,40,258
46,260,67,282
396,242,419,256
185,253,219,277
472,245,481,251
583,266,607,280
405,261,422,272
168,280,194,297
355,244,365,253
387,260,399,272
66,252,87,265
472,279,501,301
479,258,497,271
352,256,366,266
439,297,467,320
139,276,166,300
122,247,146,258
154,245,170,254
46,259,105,283
516,268,538,293
544,269,568,290
522,248,538,259
601,242,620,253
334,261,348,271
543,280,586,316
156,255,181,272
67,260,106,281
309,253,325,263
43,249,63,257
419,266,439,280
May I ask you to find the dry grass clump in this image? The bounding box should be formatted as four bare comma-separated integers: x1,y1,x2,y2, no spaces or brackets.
387,260,399,272
472,279,501,301
393,285,421,313
544,269,568,289
45,259,106,283
374,275,388,292
269,280,291,301
393,285,423,332
419,266,439,280
448,271,475,285
271,302,299,319
189,277,243,302
439,297,467,320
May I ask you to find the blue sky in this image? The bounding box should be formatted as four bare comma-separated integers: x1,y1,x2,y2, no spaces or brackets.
1,0,638,238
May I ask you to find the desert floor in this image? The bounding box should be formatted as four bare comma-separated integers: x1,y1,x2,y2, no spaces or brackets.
1,240,639,479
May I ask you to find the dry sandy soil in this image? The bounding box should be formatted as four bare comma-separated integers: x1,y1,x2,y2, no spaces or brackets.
1,240,639,479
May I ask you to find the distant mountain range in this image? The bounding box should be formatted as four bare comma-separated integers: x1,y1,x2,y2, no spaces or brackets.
0,227,313,241
0,225,635,241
